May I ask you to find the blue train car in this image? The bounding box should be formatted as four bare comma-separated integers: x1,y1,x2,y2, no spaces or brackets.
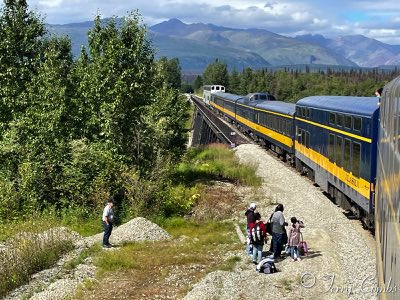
295,96,380,226
250,100,295,159
375,76,400,299
210,92,244,122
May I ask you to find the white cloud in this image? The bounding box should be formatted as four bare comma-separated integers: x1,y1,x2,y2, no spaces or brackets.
38,0,63,8
8,0,400,44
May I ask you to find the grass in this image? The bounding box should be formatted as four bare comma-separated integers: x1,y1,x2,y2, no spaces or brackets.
0,210,102,242
174,144,262,187
75,218,242,299
0,229,74,298
0,215,58,242
63,244,102,271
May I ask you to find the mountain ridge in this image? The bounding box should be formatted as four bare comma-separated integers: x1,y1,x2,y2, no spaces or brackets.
48,18,400,73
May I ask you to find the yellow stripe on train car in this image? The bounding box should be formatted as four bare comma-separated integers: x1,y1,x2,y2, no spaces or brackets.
295,142,372,199
211,102,293,148
235,115,293,148
296,117,372,143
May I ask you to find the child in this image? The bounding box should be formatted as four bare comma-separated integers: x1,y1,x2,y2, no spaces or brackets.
249,212,267,264
288,217,304,262
245,203,257,255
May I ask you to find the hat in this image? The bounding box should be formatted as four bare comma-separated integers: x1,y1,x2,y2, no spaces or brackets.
250,203,256,209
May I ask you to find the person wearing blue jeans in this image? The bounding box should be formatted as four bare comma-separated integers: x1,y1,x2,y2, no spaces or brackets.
270,203,288,259
290,246,301,261
102,198,115,248
245,203,257,255
250,212,267,264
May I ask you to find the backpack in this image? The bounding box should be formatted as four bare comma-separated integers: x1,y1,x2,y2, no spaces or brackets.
250,223,264,244
265,213,273,235
256,257,277,274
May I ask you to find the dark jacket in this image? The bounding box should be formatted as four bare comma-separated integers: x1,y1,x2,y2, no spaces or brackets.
245,209,256,228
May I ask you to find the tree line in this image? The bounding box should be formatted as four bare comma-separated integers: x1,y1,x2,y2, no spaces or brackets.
188,60,400,102
0,1,189,222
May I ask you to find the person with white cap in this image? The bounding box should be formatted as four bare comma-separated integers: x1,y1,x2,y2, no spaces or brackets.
244,202,257,255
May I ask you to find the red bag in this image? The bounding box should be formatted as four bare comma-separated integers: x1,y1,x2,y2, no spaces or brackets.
299,233,308,256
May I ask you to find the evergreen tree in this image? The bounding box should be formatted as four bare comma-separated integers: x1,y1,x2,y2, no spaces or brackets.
228,68,240,94
193,75,203,91
202,59,229,87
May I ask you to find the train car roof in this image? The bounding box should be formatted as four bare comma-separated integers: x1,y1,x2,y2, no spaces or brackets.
214,92,246,102
254,101,295,116
296,96,379,116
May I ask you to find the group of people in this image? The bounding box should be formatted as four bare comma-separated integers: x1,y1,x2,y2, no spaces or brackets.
245,203,304,265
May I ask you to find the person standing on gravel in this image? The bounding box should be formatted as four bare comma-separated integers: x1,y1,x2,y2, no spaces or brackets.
269,203,288,259
245,203,257,255
287,217,304,261
102,198,115,248
249,212,267,264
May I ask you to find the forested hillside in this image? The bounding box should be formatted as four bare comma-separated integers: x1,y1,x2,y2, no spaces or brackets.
191,60,400,101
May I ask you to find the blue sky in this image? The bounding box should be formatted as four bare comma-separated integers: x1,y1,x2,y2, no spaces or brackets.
19,0,400,44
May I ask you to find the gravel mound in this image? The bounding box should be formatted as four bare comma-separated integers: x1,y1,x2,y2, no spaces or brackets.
110,217,171,244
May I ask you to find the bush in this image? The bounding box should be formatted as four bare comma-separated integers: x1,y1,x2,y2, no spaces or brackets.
161,185,201,217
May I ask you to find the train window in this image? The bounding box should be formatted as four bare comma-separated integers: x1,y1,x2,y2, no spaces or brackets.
344,115,352,129
301,129,306,145
353,117,362,131
297,127,301,143
268,95,276,100
305,131,310,148
337,114,344,127
329,113,336,125
215,86,220,91
286,120,292,136
328,134,335,161
352,142,361,177
344,138,351,171
335,136,343,167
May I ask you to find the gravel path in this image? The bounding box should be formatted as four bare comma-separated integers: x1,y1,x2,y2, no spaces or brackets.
185,143,377,300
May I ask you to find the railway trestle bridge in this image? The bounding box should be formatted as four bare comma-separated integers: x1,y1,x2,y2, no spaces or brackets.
189,95,247,147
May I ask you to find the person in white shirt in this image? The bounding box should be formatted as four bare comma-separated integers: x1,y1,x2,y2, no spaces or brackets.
102,198,115,248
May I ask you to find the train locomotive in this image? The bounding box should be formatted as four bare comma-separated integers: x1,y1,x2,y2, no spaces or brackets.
203,78,399,297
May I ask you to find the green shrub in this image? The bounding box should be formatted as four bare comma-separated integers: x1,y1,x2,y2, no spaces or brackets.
161,185,201,217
